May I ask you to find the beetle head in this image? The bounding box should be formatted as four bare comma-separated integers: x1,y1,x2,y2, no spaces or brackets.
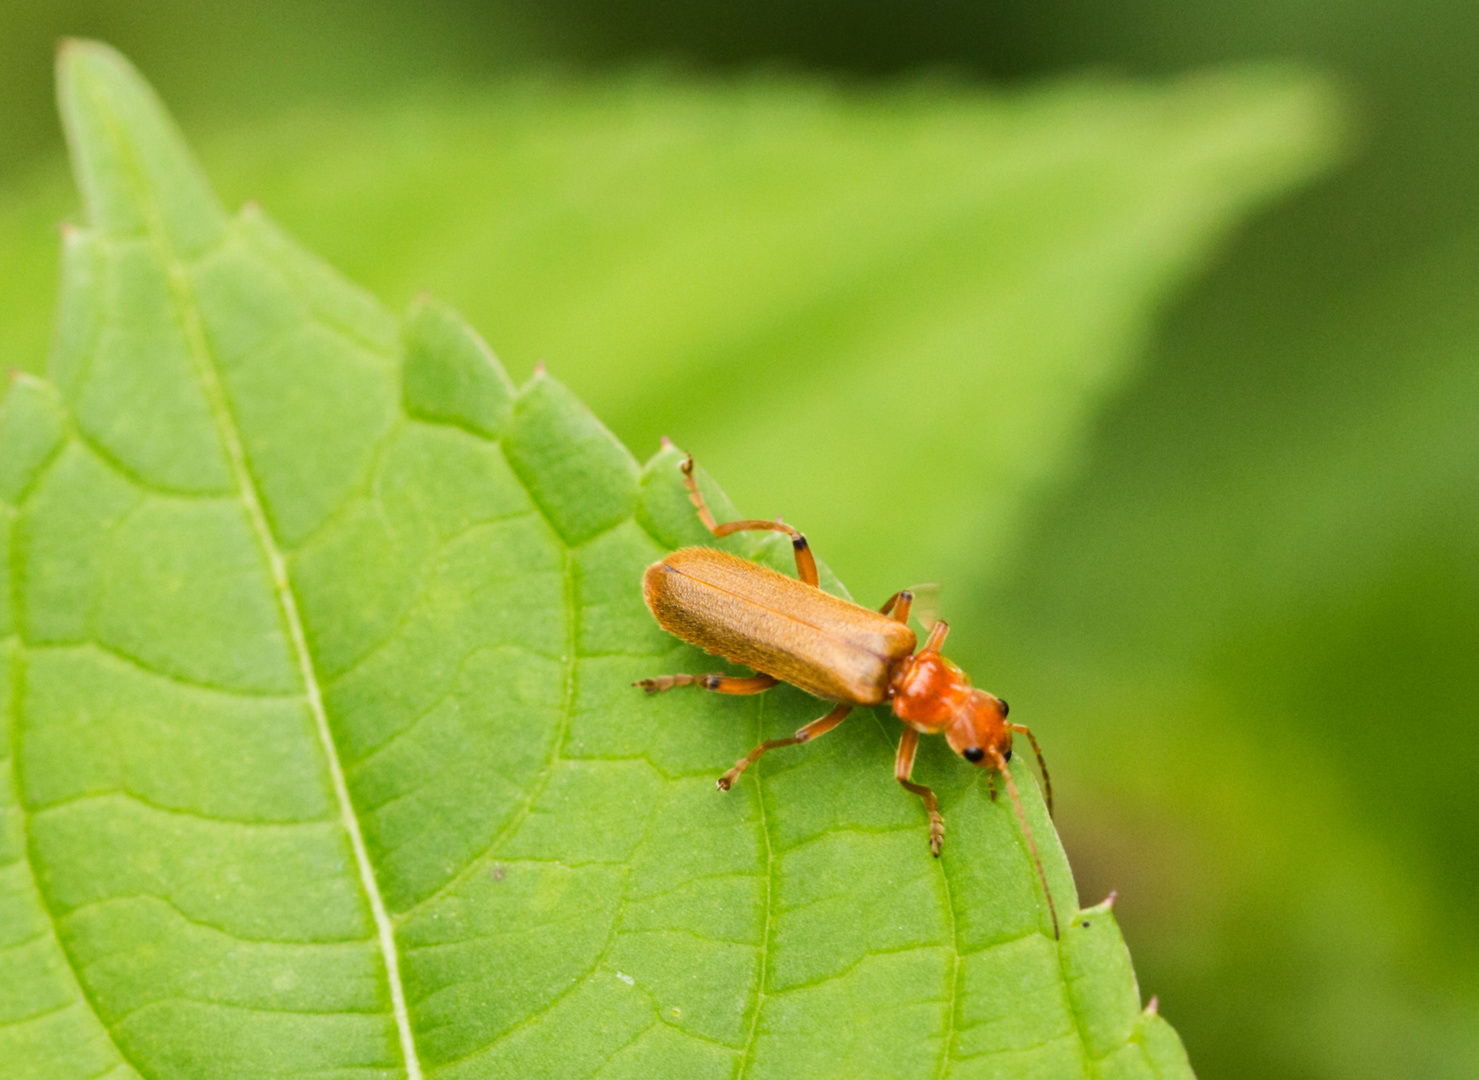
945,689,1012,768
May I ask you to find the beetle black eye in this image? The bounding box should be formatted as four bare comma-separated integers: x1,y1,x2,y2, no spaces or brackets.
999,699,1009,716
1004,748,1012,762
963,747,985,763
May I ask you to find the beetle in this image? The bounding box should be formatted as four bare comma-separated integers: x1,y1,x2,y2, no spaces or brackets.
636,453,1059,937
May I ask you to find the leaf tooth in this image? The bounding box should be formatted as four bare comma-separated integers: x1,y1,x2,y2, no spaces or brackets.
401,298,515,439
0,375,67,506
505,368,639,546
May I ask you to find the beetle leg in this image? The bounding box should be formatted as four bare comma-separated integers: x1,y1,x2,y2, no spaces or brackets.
681,454,819,586
635,672,778,695
717,703,851,790
895,728,945,856
879,589,914,624
678,452,723,533
919,620,950,655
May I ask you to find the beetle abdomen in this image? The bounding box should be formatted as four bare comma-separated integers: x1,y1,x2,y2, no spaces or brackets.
642,547,917,705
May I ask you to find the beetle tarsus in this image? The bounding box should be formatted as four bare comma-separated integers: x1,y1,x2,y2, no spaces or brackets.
929,812,945,857
635,676,677,694
717,763,746,791
638,671,778,696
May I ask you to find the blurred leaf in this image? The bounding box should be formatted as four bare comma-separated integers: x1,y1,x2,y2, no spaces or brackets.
974,207,1479,1080
223,69,1344,603
1,61,1342,603
0,42,1199,1079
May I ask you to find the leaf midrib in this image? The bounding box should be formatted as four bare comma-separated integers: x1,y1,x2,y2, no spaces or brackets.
76,69,424,1079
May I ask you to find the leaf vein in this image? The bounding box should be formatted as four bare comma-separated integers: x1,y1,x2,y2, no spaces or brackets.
63,891,370,946
769,943,953,996
97,90,423,1077
7,630,145,1077
29,641,302,700
394,459,580,919
28,787,332,829
0,997,83,1026
67,417,232,501
0,391,70,511
108,996,394,1029
615,923,755,949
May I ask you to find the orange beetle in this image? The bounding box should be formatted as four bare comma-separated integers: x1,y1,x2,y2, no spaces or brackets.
637,453,1058,936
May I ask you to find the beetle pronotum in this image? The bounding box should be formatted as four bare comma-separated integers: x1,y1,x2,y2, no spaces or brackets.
636,453,1059,937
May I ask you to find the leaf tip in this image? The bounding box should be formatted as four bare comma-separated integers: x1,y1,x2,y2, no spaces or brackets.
1146,995,1160,1016
533,359,547,377
55,38,130,113
55,35,106,67
55,38,225,251
659,434,674,449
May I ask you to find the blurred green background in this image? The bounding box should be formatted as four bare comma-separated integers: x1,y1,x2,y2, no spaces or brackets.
2,4,1475,1079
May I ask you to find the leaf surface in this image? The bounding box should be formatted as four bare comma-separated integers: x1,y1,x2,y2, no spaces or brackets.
0,40,1325,1080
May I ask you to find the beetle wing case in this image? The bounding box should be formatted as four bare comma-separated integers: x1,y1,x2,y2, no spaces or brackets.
643,548,916,705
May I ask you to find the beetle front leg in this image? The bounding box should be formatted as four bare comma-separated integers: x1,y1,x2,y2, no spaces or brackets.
635,672,778,695
895,728,945,856
717,703,851,790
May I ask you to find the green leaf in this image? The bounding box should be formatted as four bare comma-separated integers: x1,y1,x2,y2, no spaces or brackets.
0,39,1343,1080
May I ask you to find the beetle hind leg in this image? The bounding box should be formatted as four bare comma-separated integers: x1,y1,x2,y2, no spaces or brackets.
680,454,819,587
635,672,778,695
717,703,851,790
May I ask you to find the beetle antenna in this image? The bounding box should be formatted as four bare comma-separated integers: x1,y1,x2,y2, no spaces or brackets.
1010,723,1053,817
994,750,1060,939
